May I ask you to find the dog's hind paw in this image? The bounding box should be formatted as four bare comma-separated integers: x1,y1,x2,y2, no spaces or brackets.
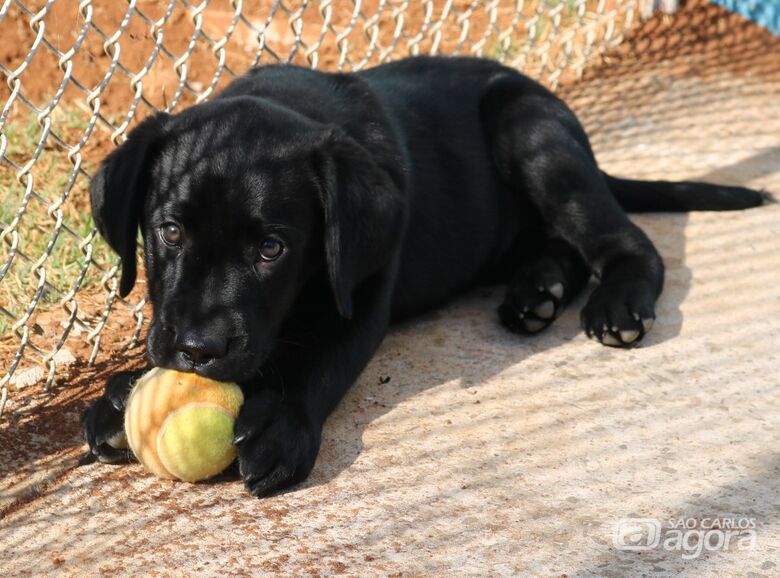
499,277,566,335
580,281,655,348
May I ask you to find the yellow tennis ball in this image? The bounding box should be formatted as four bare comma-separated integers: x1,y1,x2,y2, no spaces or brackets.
124,368,244,482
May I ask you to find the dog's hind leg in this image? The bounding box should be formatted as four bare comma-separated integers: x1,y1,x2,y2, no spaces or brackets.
483,74,662,347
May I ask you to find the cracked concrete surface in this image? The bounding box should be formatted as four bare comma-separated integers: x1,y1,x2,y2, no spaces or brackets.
1,5,779,577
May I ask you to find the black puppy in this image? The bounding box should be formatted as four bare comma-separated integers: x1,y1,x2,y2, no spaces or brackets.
82,56,767,496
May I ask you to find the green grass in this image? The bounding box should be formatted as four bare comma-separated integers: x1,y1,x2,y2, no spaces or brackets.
533,0,585,39
489,0,590,61
1,107,117,337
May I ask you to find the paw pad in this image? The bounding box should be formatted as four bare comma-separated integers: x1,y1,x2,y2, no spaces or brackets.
548,282,564,300
523,318,548,333
620,329,640,343
533,301,555,319
499,279,566,336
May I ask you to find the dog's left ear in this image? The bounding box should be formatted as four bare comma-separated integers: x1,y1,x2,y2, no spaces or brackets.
315,129,405,319
90,113,170,297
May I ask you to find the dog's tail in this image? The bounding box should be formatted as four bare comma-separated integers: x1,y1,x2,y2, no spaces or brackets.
604,173,773,213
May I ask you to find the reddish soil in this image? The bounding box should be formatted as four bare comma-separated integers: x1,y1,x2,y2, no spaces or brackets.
1,0,622,117
1,0,521,115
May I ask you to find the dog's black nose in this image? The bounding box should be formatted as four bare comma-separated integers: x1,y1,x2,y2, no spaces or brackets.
175,333,228,365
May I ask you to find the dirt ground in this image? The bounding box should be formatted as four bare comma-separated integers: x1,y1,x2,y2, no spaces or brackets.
1,1,780,577
0,0,623,108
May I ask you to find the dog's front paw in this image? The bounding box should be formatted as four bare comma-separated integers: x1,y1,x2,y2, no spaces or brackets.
580,281,655,347
233,392,321,498
81,371,139,463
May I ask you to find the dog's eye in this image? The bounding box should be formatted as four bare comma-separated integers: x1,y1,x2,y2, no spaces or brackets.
258,237,284,262
160,223,182,247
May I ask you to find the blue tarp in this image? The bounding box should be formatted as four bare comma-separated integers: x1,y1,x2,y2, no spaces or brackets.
711,0,780,34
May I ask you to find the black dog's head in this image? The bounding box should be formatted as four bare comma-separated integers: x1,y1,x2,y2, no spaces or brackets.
91,96,403,382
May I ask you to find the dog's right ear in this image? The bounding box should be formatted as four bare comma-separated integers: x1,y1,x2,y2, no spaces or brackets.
90,113,170,297
314,128,405,320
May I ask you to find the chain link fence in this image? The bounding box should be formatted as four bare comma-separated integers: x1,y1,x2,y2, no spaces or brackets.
0,0,669,418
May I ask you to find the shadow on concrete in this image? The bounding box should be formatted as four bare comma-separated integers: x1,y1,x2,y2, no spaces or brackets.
568,453,780,577
695,146,780,188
